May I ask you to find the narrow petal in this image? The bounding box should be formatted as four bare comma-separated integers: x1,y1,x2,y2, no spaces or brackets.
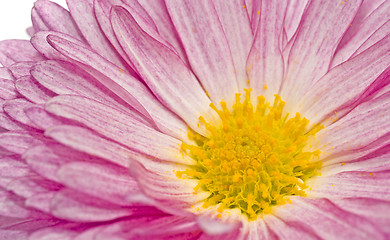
352,21,390,57
299,34,390,123
0,40,45,67
110,6,212,133
32,0,84,41
0,78,18,100
30,31,69,61
3,99,39,129
65,0,128,69
249,0,261,32
165,0,239,104
8,62,35,79
284,0,309,41
246,219,276,240
0,131,50,154
275,197,385,239
0,156,31,188
213,0,253,89
332,1,390,66
45,33,189,140
45,95,193,165
281,0,362,103
15,76,55,104
247,0,287,99
24,105,64,131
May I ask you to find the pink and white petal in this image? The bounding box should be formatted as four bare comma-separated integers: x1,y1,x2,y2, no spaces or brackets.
307,171,390,200
26,192,56,214
8,62,35,79
337,0,386,49
45,33,189,140
0,191,31,219
0,68,14,80
28,225,80,240
111,6,212,134
3,99,39,129
263,214,318,240
274,197,385,239
0,78,18,100
45,95,193,165
7,175,61,199
50,189,135,222
65,0,128,69
136,0,189,64
213,0,253,90
315,91,390,158
284,0,309,41
24,106,65,131
246,219,276,240
30,31,70,61
15,76,55,104
281,0,362,104
46,125,138,168
0,40,45,67
247,0,287,99
353,21,390,57
31,60,150,125
249,0,261,32
332,1,390,67
332,198,390,235
32,0,84,41
56,161,141,206
0,113,25,131
166,0,239,104
0,155,31,188
299,34,390,123
0,131,51,154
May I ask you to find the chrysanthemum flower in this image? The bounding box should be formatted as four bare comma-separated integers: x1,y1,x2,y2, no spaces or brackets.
0,0,389,239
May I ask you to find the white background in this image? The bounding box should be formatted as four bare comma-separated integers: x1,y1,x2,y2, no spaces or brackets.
0,0,67,41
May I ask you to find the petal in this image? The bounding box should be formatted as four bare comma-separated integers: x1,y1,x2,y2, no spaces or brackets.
45,33,189,140
300,34,390,123
0,155,31,188
24,105,64,131
247,0,287,98
308,171,390,200
3,99,39,129
275,197,385,239
8,62,35,79
0,40,45,67
32,0,84,41
165,0,239,104
246,219,276,240
45,95,193,165
332,1,390,66
284,0,309,41
56,161,141,206
136,0,189,63
15,76,55,104
65,0,128,69
110,6,212,134
0,78,18,100
213,0,253,89
30,31,69,60
281,0,362,103
0,131,50,154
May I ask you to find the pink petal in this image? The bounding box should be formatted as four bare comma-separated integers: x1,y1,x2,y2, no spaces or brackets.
56,161,141,206
0,68,14,80
65,0,128,69
0,155,30,188
136,0,189,64
45,33,189,140
46,125,138,168
24,106,64,131
50,189,135,222
8,62,35,79
213,0,253,89
299,34,390,123
0,111,25,131
110,6,212,134
3,99,39,129
15,76,55,104
263,214,317,240
45,95,193,165
30,31,69,61
0,78,18,100
308,170,390,200
247,0,287,98
281,0,362,103
165,0,239,104
7,175,61,199
249,0,261,32
284,0,309,41
0,131,50,154
0,189,32,218
275,197,385,239
32,0,84,41
246,219,276,240
0,40,45,67
332,1,390,67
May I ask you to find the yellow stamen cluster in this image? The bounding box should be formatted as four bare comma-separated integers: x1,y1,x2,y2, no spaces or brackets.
178,89,322,220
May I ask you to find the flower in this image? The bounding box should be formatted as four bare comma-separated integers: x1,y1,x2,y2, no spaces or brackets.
0,0,389,239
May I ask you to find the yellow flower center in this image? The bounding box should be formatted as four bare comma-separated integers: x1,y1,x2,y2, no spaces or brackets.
178,89,323,220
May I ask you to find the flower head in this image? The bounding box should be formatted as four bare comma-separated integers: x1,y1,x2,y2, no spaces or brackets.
0,0,389,239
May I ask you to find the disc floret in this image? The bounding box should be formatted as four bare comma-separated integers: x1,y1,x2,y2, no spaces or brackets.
178,89,322,220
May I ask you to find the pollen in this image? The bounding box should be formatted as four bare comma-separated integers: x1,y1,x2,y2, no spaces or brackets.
178,89,322,220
